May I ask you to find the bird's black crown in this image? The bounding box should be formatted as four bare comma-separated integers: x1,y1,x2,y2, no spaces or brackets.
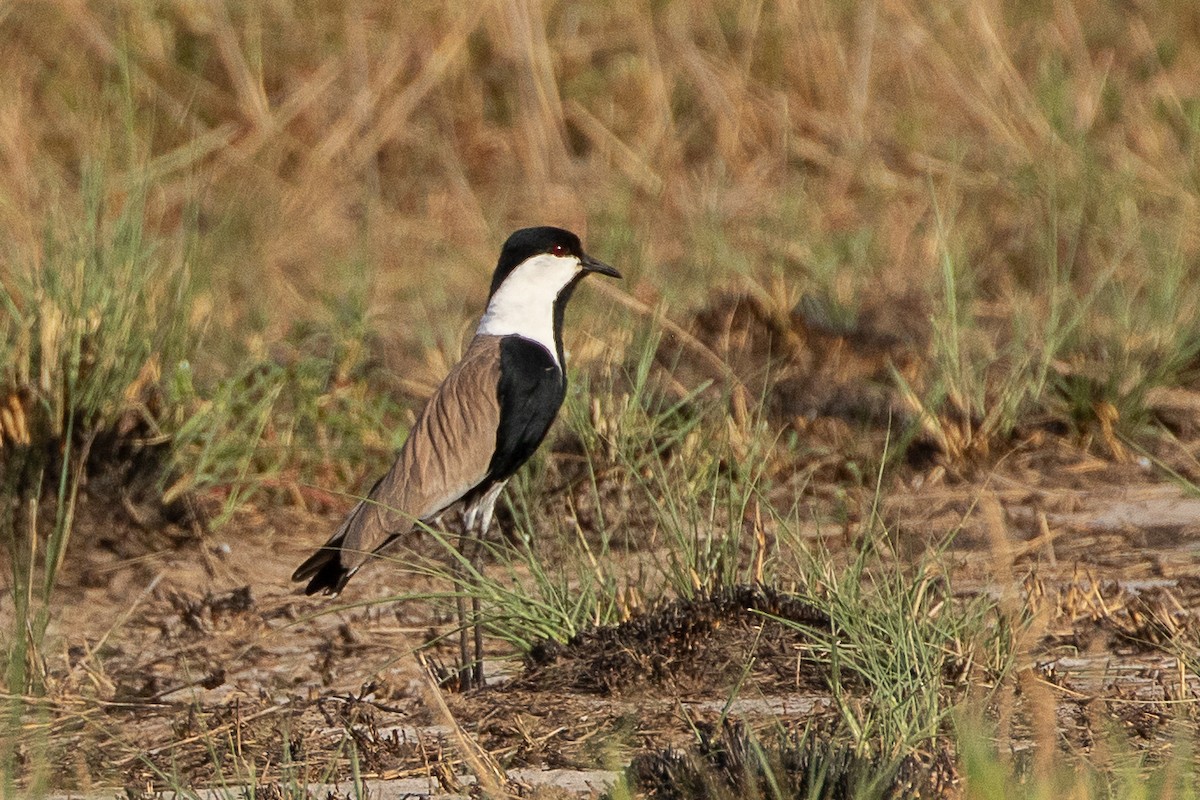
489,226,584,298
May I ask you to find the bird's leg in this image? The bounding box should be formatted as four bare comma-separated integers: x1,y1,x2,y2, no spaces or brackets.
462,482,506,689
453,530,472,688
470,532,484,688
456,503,487,689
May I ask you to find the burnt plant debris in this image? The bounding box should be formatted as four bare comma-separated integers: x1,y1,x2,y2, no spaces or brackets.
618,719,959,800
521,584,831,695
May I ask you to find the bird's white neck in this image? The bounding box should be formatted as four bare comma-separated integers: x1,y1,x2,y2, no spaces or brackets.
475,252,580,367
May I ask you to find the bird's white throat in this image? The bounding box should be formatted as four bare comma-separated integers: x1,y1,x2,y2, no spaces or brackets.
475,252,580,365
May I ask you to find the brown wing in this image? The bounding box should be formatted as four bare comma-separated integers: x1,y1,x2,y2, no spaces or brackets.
293,335,503,593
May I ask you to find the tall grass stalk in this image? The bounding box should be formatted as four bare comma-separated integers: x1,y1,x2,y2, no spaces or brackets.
957,715,1200,799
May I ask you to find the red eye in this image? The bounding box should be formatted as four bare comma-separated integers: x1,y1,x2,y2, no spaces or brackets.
550,243,568,257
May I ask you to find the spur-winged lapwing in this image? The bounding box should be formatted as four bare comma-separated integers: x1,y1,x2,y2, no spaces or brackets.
292,226,620,687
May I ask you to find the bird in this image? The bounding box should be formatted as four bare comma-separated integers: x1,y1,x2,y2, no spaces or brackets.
292,226,620,688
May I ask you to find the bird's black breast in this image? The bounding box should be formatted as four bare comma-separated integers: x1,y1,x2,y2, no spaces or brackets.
487,336,567,483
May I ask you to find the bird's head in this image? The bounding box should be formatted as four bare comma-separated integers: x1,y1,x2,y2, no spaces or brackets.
487,226,621,301
477,226,621,363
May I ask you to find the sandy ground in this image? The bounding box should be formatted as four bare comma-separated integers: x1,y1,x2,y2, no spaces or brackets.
5,433,1196,798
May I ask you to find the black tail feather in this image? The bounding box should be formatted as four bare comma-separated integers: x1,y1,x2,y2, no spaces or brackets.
292,544,353,596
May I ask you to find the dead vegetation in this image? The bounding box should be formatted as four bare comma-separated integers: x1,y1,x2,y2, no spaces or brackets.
621,719,961,800
518,584,831,696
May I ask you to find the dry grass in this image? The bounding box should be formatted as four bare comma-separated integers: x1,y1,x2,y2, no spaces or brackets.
3,1,1196,482
3,1,1197,347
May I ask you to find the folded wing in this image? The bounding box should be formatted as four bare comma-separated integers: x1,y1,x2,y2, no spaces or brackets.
293,336,505,594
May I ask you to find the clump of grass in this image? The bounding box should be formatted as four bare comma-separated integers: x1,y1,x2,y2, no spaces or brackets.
1,167,197,694
0,165,201,795
899,181,1200,467
795,533,1006,759
612,715,1200,800
566,324,782,600
612,721,957,800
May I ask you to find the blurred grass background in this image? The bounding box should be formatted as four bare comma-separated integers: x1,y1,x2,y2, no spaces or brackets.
4,0,1197,347
3,0,1198,472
